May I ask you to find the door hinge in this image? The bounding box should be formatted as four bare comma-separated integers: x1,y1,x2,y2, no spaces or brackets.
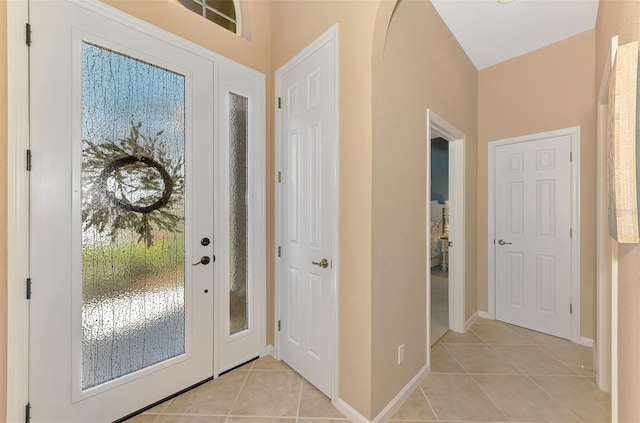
278,171,282,183
26,278,32,300
278,246,281,257
278,320,281,331
570,303,573,314
25,403,31,423
278,97,282,109
26,149,32,171
25,23,31,47
570,152,573,162
570,228,573,238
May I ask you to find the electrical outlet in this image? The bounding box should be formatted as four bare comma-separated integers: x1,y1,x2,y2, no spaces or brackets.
398,344,405,365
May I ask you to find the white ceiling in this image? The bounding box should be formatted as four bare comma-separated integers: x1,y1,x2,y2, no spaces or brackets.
430,0,600,70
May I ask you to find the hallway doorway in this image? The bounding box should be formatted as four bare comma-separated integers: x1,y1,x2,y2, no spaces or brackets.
426,110,466,361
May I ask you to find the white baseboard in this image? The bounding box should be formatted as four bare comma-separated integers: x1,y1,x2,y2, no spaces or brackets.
266,344,275,357
477,310,491,319
332,364,429,423
465,311,478,331
332,397,370,423
578,337,594,348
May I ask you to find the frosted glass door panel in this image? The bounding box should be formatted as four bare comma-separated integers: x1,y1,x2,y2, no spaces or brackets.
229,93,249,336
81,42,186,390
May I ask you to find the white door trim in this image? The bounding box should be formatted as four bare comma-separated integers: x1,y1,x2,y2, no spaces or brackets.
595,35,618,396
426,110,466,367
7,0,266,419
6,0,30,421
487,126,581,343
274,24,339,400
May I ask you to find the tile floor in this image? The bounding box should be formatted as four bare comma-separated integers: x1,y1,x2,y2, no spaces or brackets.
129,318,611,423
128,355,348,423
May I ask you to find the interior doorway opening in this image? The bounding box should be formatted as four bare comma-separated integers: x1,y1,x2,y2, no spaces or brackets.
429,137,450,344
426,110,466,364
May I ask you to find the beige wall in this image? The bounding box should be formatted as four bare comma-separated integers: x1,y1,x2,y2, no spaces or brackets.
371,0,477,415
596,1,640,421
0,0,7,418
477,30,598,340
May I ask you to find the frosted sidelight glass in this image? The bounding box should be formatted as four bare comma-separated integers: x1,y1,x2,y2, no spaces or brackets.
81,42,186,390
229,93,249,336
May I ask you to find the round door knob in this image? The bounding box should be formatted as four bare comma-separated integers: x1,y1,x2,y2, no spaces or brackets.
312,258,329,269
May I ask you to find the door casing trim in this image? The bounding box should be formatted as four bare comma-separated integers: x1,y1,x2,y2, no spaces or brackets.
274,24,339,400
487,126,581,343
6,0,30,421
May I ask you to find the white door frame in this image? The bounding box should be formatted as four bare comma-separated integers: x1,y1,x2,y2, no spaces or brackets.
274,25,339,399
595,36,618,398
6,1,266,419
7,0,32,420
487,126,582,344
426,110,466,367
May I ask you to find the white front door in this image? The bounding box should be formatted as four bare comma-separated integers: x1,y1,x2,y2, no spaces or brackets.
494,135,572,338
277,34,336,396
30,2,214,420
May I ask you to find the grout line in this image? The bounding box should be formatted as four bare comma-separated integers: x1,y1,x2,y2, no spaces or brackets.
438,343,508,420
224,364,253,423
466,373,509,422
524,374,586,423
295,377,304,423
418,384,439,421
440,343,472,374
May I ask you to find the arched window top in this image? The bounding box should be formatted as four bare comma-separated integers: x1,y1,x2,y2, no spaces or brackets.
178,0,240,35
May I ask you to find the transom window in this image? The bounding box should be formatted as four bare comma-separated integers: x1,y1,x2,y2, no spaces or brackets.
178,0,239,34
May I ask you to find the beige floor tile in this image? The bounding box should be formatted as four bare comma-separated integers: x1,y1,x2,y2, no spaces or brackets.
389,388,437,421
430,344,465,373
470,323,531,344
252,355,294,371
420,373,506,421
227,418,296,423
538,343,595,377
298,380,345,418
473,374,580,422
438,329,485,344
530,376,611,423
443,344,520,374
506,325,571,345
126,414,158,423
492,344,577,376
163,371,248,415
154,417,226,423
230,370,302,417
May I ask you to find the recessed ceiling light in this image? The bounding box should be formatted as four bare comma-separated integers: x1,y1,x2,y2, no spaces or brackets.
498,0,515,4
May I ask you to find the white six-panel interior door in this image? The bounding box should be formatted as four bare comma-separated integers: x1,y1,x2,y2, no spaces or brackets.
493,134,573,339
276,28,337,398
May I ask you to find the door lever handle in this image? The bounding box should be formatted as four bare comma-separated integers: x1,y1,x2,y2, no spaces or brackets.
192,256,211,266
312,258,329,269
497,239,512,246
